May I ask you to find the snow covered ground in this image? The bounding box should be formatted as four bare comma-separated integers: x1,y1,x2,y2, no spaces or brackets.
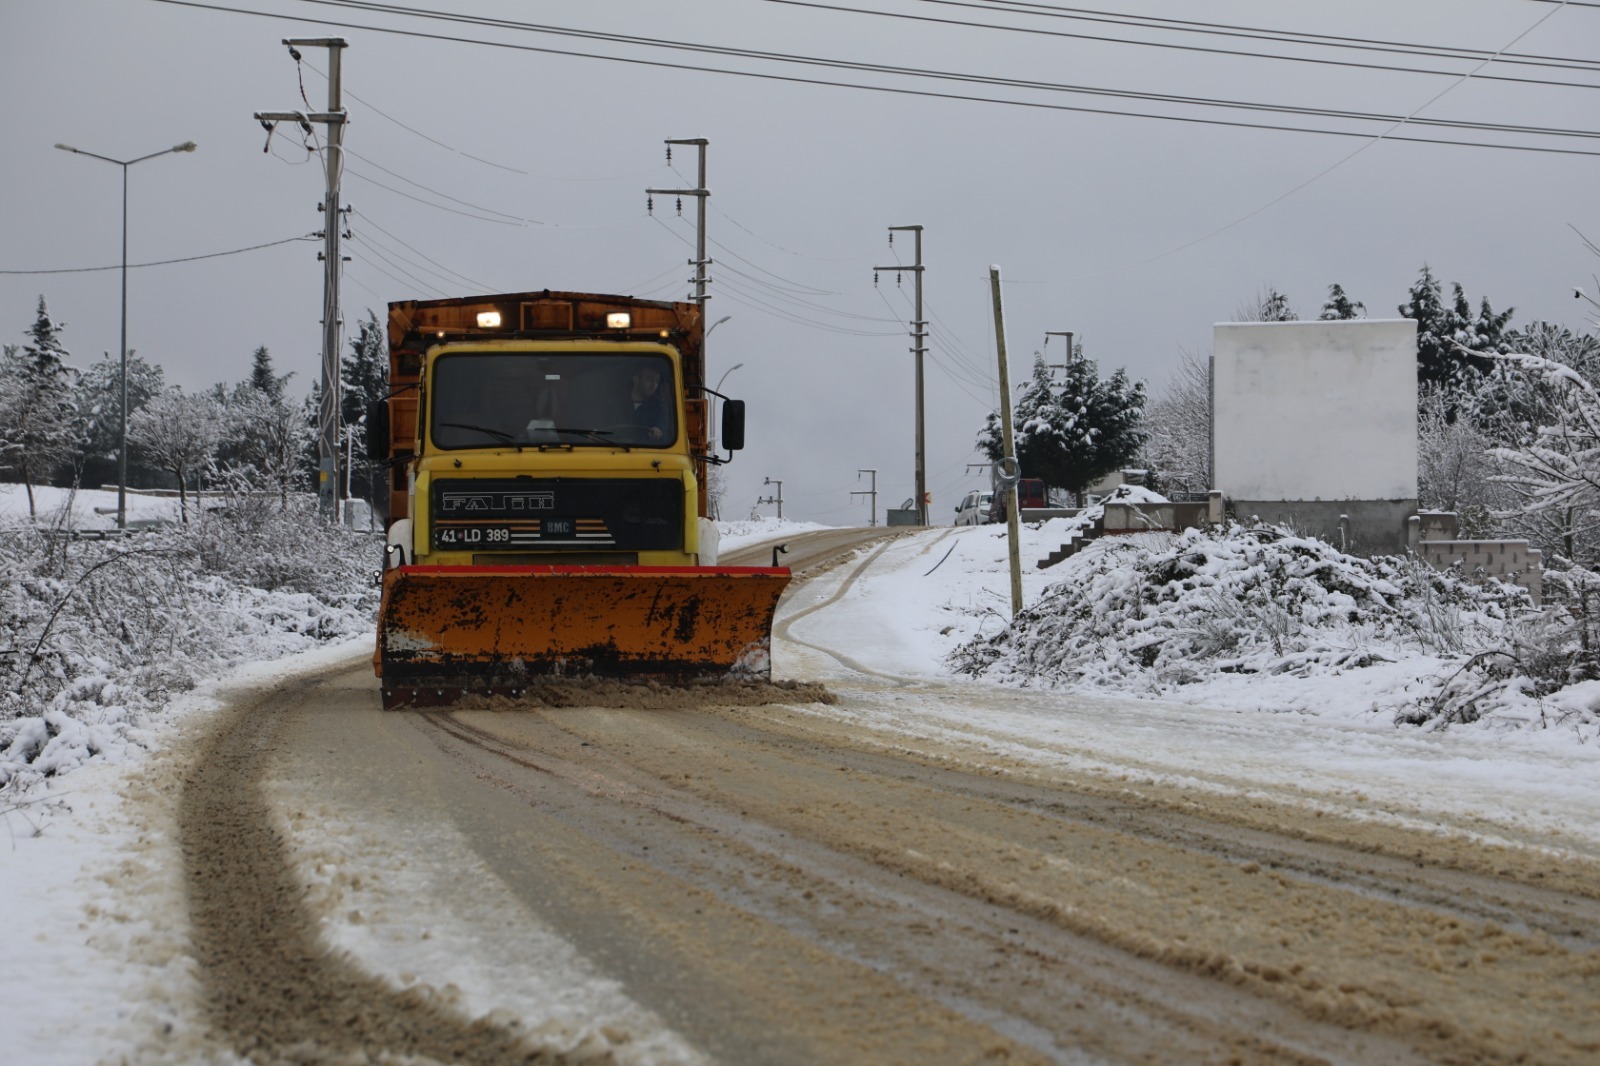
4,502,1598,1062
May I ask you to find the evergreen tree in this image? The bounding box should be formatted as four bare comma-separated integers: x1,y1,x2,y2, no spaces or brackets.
1234,286,1298,322
3,297,81,516
1399,265,1512,395
248,345,292,402
1318,284,1366,320
977,348,1147,504
340,309,389,507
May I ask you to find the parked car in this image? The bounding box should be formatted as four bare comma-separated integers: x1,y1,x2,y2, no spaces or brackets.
954,490,994,526
987,479,1047,523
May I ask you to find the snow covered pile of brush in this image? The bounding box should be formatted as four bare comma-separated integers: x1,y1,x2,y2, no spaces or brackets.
0,507,381,790
950,523,1529,688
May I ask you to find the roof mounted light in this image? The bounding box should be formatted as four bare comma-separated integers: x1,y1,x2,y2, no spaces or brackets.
476,311,502,328
606,312,632,329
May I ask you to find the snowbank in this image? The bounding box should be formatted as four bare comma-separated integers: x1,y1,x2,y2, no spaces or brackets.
717,516,832,553
948,522,1596,735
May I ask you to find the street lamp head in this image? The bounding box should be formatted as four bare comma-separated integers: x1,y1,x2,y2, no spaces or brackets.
54,143,77,153
174,141,198,153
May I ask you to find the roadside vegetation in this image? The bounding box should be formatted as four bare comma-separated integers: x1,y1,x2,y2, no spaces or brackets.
0,487,379,792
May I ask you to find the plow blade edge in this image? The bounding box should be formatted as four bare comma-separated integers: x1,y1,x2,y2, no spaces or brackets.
375,565,791,708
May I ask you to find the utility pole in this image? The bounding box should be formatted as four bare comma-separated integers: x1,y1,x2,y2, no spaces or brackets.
874,225,927,526
256,37,348,522
990,266,1024,619
759,477,784,520
851,468,878,527
1043,330,1075,379
646,138,711,308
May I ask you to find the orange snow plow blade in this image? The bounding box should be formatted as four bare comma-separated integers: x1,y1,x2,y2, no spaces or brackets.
374,565,791,708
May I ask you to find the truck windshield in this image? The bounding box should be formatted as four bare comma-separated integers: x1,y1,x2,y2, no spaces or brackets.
430,350,677,450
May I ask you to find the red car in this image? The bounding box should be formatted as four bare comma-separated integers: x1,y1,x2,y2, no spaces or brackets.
987,478,1046,522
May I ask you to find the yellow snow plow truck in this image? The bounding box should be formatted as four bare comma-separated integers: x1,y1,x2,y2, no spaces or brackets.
369,291,790,708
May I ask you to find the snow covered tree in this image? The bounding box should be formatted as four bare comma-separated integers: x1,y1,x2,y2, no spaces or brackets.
1460,323,1596,454
1416,390,1510,538
977,348,1147,504
72,350,166,492
1142,347,1211,495
1400,265,1513,396
1318,284,1366,320
1489,348,1600,568
221,387,315,509
1,298,80,517
340,309,388,509
1233,286,1298,322
211,346,298,475
127,387,224,523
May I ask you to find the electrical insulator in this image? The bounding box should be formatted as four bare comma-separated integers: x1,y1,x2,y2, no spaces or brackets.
675,197,683,214
897,272,903,285
888,232,894,245
873,271,879,286
646,195,654,214
666,145,672,162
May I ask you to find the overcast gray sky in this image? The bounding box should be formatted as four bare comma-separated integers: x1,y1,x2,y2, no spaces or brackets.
3,0,1595,523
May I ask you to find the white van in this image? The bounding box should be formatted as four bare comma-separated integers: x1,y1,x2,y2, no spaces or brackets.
954,490,994,526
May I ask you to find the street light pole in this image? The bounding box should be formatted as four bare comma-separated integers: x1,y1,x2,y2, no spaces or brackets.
56,140,197,531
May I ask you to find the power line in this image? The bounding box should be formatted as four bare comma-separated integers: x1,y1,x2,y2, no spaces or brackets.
0,233,318,275
998,0,1582,288
763,0,1600,90
344,147,534,222
274,0,1600,144
144,0,1600,157
348,207,495,289
343,164,527,225
346,233,454,296
300,59,675,180
651,215,902,335
345,242,447,298
961,0,1598,72
706,201,866,264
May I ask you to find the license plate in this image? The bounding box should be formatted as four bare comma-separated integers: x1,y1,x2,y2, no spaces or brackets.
434,525,514,549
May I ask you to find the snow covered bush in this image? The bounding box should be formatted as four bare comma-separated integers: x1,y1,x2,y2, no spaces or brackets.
0,505,380,790
948,524,1564,728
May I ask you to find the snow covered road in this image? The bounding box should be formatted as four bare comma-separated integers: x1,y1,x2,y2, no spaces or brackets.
7,523,1600,1063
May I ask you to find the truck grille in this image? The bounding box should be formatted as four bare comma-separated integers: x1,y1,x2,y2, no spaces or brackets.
430,478,682,553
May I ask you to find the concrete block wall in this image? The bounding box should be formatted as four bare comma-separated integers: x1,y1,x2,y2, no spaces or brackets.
1417,539,1543,605
1101,500,1211,534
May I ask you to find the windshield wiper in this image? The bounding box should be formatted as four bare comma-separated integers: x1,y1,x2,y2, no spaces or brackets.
439,422,518,444
544,427,622,445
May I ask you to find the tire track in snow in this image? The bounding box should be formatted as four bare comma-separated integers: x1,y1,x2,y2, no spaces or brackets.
178,669,563,1065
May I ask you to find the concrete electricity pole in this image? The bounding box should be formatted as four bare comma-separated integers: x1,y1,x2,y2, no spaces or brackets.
1044,331,1074,357
759,477,784,520
851,468,878,526
875,225,927,525
990,266,1024,619
256,37,348,522
646,138,711,306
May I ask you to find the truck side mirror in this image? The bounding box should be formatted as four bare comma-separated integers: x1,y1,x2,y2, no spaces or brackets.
367,398,390,462
721,399,746,451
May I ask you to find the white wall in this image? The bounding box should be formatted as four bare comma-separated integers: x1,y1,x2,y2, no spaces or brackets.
1212,320,1417,501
